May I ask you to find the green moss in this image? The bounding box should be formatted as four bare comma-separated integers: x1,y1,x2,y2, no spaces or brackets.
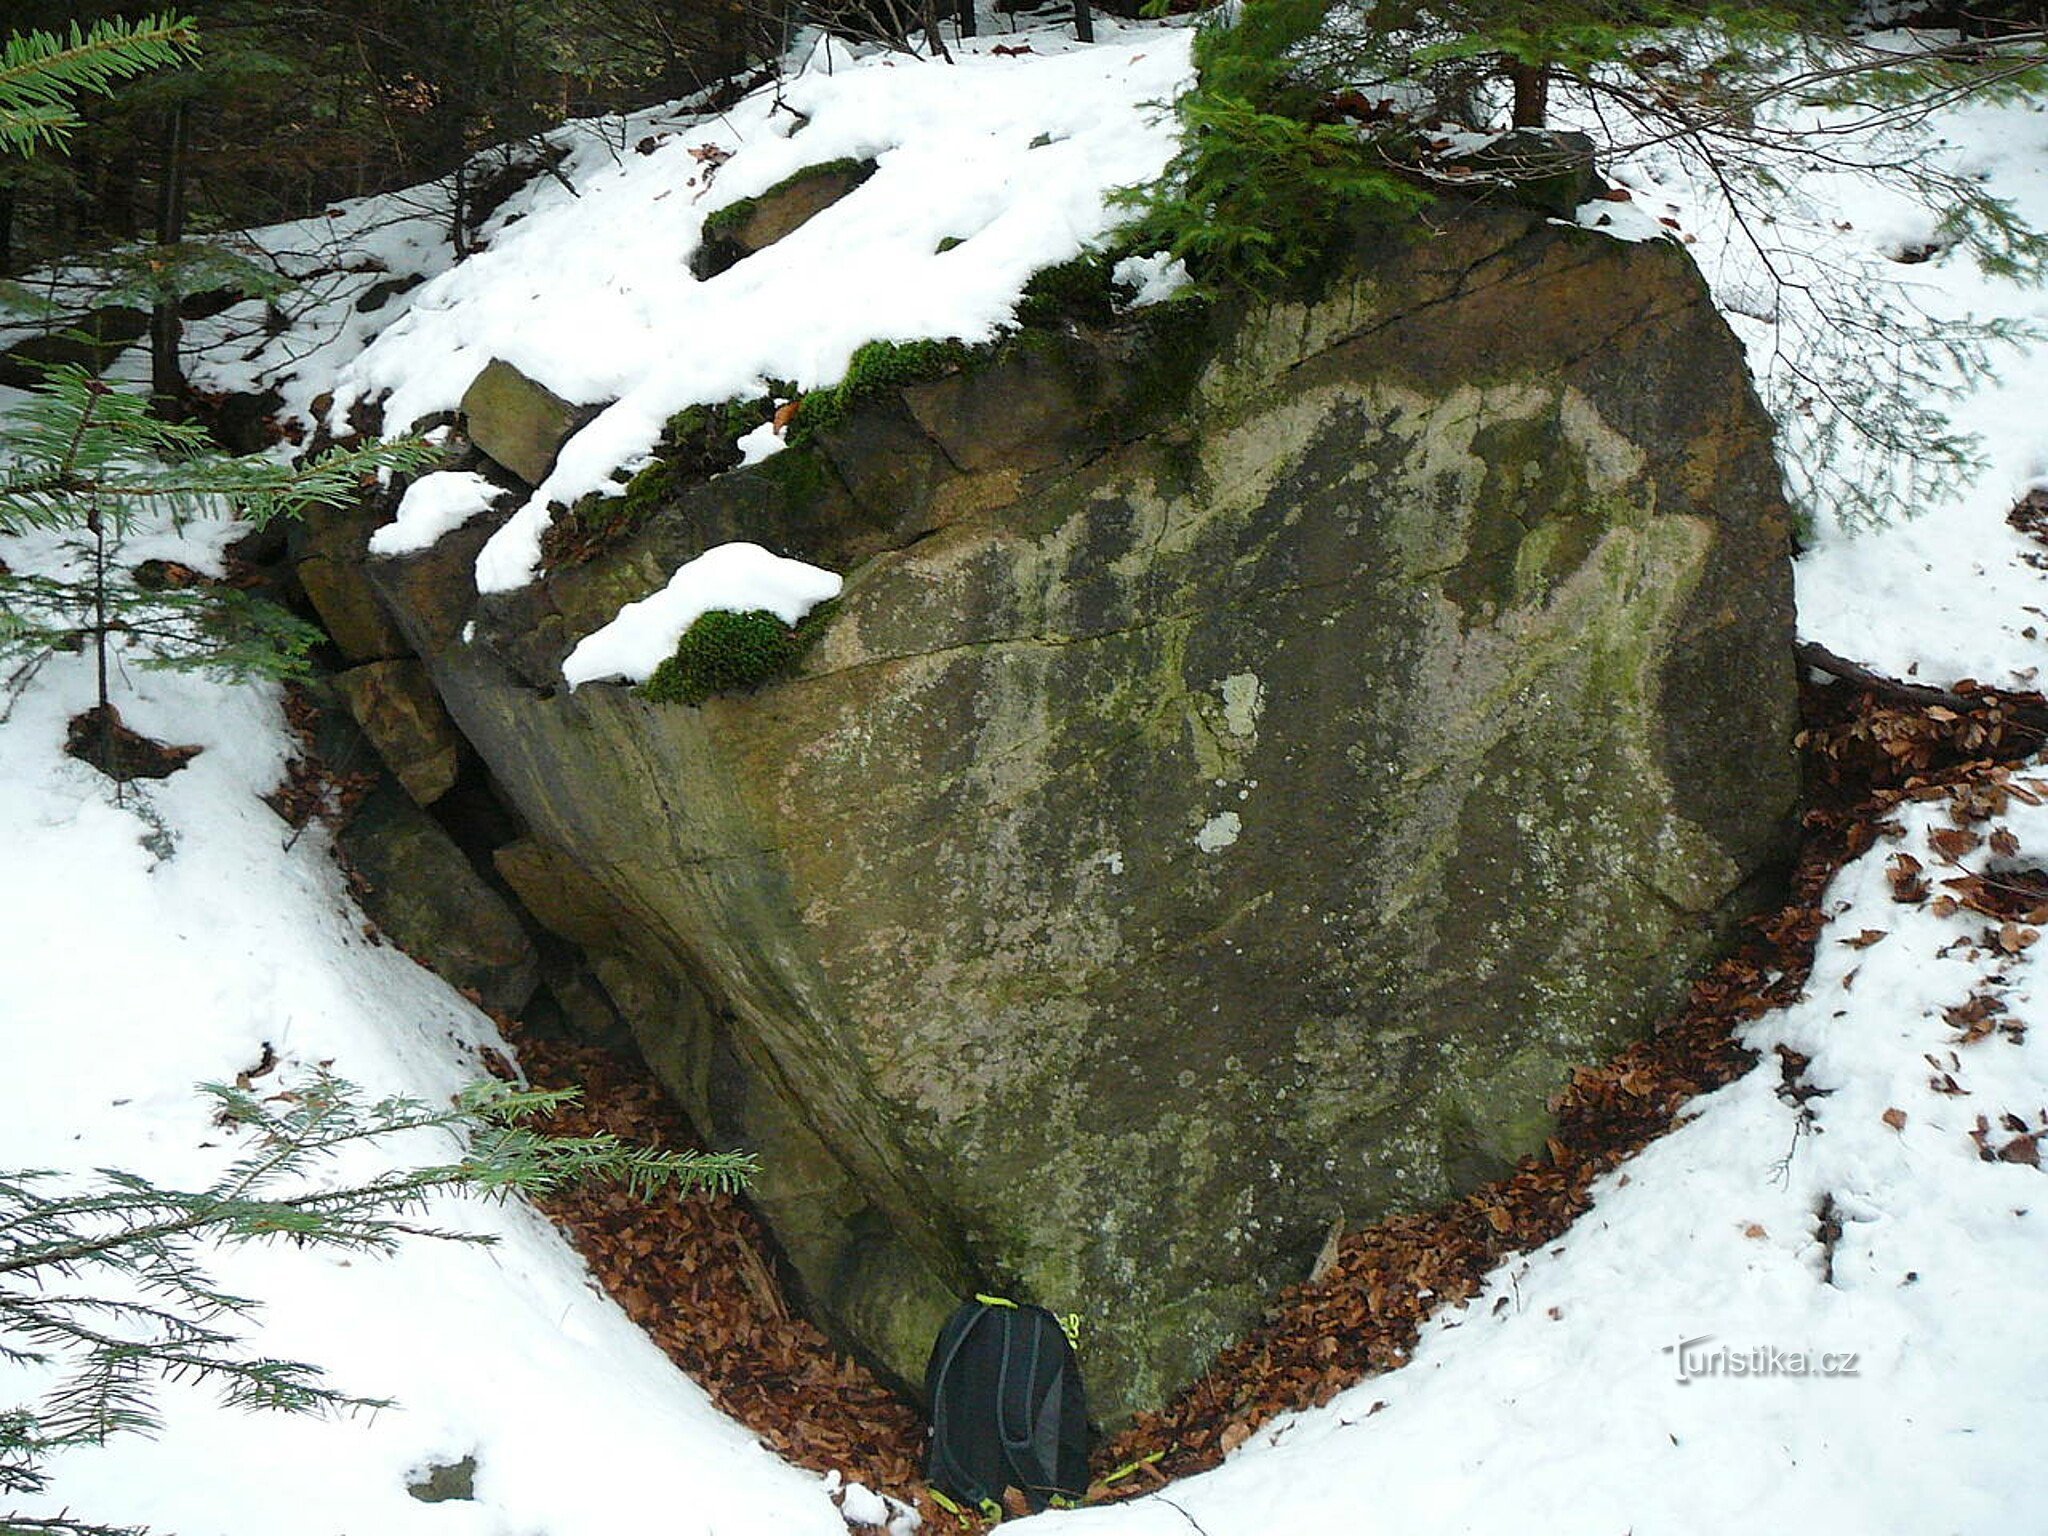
662,397,761,477
788,336,987,446
1016,252,1120,328
1124,293,1220,428
758,442,829,515
702,157,874,243
641,599,838,706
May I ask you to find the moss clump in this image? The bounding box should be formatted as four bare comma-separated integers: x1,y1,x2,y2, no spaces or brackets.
641,600,837,706
662,397,761,479
1016,252,1120,329
789,336,985,445
759,441,829,515
1123,292,1221,428
702,157,875,244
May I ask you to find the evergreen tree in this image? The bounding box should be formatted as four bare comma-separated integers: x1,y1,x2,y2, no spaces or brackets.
0,11,198,157
1127,0,2047,527
0,365,430,718
1,1073,755,1536
0,13,429,731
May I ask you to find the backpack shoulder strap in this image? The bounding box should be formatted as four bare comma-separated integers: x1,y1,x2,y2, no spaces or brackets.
995,1304,1088,1512
925,1300,1007,1516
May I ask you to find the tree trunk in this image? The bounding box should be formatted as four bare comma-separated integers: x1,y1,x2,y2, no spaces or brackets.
1509,60,1549,129
150,100,189,417
1073,0,1094,43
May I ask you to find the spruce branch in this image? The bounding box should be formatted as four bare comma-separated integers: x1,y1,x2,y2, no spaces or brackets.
0,15,201,156
3,1072,752,1532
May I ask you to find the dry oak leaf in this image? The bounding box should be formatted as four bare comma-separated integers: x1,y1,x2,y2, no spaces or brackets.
1841,929,1889,949
1929,826,1982,860
1888,853,1930,903
1882,1107,1909,1132
1998,922,2040,953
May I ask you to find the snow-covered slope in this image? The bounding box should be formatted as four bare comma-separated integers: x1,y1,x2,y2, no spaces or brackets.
5,17,2048,1536
0,488,849,1536
188,20,1195,594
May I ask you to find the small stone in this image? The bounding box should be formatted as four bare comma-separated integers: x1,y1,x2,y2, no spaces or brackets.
406,1456,477,1503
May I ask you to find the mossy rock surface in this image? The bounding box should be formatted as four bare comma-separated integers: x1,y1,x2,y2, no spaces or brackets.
540,398,766,571
386,206,1797,1422
693,158,878,279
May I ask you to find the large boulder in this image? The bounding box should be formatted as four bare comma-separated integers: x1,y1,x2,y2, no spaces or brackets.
368,206,1798,1420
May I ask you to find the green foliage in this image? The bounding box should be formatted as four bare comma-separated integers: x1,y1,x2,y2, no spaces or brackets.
0,364,432,692
0,568,325,686
83,240,294,311
0,12,200,157
642,602,834,705
0,364,429,536
1115,0,1433,297
1,1072,753,1536
789,337,985,444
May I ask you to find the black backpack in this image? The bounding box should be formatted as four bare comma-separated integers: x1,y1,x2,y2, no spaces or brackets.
925,1296,1088,1517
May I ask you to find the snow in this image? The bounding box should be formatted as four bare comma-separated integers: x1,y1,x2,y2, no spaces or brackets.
1111,251,1193,307
0,497,846,1535
369,470,509,555
246,21,1197,595
560,541,843,689
7,14,2048,1536
1557,38,2048,688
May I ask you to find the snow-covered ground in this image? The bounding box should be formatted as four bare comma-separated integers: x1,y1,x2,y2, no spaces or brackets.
4,16,2047,1536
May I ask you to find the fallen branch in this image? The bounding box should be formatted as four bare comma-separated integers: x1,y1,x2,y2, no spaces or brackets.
1795,640,2048,737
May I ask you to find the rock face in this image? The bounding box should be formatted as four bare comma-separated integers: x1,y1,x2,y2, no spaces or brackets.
357,207,1797,1420
333,659,464,805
